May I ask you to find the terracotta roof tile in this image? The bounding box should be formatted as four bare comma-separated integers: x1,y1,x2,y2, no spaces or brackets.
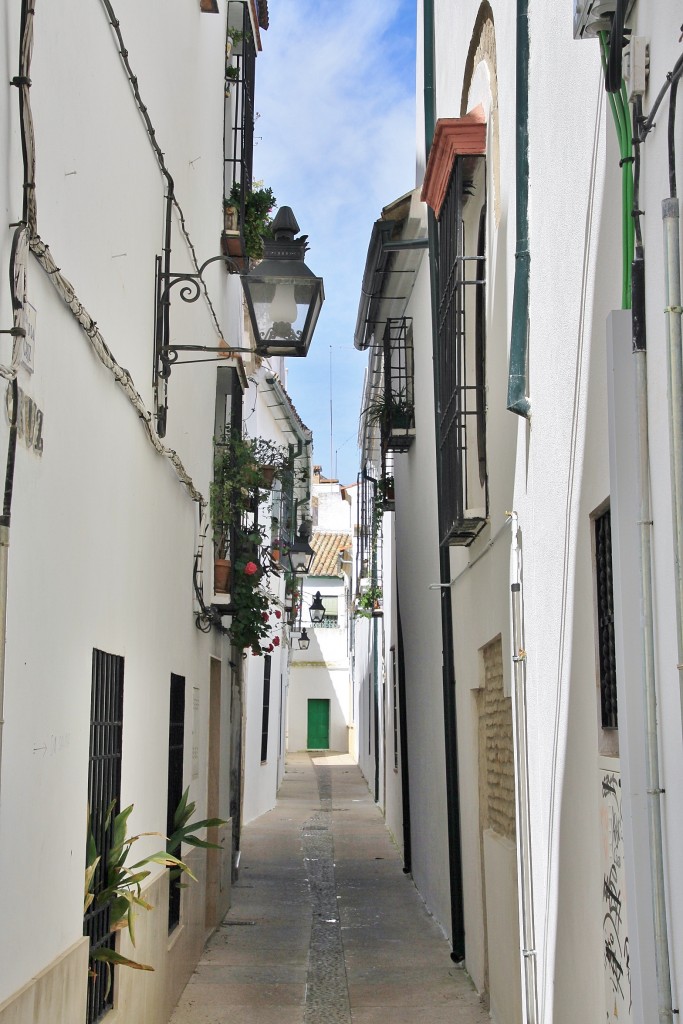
310,531,351,577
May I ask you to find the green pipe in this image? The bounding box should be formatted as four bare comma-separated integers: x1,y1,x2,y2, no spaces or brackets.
599,32,634,309
507,0,531,416
423,0,466,961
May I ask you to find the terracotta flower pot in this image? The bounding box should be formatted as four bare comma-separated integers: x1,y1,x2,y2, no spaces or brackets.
214,559,232,593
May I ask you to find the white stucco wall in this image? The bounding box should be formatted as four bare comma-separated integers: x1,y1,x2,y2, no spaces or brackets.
289,577,351,752
407,3,683,1023
0,0,285,1012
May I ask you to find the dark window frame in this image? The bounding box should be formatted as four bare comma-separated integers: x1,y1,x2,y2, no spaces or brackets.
595,508,618,732
167,674,186,932
85,649,124,1024
436,153,488,546
260,656,272,763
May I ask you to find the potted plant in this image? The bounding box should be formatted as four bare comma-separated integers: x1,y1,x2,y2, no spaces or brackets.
245,435,290,488
378,475,395,510
210,429,263,592
225,26,244,58
364,389,415,433
223,182,276,261
229,557,272,654
355,584,383,618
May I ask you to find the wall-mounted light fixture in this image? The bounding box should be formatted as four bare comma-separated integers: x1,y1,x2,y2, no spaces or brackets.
153,199,324,436
242,207,324,358
309,591,325,625
298,628,311,651
284,521,315,575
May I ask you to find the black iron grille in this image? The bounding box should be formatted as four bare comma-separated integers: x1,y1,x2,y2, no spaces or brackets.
595,509,618,729
85,649,124,1024
436,154,488,546
167,674,186,931
260,656,272,763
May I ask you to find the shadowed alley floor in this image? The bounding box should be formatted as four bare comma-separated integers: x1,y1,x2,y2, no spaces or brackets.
169,752,489,1024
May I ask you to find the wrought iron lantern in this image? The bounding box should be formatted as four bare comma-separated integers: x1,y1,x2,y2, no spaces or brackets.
298,628,311,651
309,591,325,625
285,522,315,575
242,207,324,358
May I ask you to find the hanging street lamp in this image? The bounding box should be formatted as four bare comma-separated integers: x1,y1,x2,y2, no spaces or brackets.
241,207,325,358
309,591,325,625
285,522,315,575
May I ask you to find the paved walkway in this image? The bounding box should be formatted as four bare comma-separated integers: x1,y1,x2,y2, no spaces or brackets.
170,752,489,1024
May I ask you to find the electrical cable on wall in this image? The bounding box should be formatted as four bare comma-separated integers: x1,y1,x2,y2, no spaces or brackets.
8,0,207,508
98,0,225,343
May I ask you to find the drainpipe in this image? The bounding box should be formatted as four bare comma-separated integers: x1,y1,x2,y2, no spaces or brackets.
395,580,412,873
662,98,683,739
507,0,531,417
424,0,466,960
632,94,674,1024
509,514,538,1024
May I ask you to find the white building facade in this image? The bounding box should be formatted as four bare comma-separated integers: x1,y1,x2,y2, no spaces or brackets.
0,2,319,1022
354,3,683,1024
288,468,353,754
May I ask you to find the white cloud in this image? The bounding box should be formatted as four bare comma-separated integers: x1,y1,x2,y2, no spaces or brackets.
254,0,416,482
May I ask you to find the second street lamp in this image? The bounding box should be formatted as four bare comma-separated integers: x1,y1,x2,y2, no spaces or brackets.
309,591,325,625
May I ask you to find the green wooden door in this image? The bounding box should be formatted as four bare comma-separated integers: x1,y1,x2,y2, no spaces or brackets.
307,699,330,749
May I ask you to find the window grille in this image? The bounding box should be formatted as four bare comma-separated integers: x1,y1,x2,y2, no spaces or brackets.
436,154,488,545
167,675,185,932
85,650,124,1024
381,318,415,452
223,1,256,267
356,470,376,588
595,509,618,729
260,656,272,763
355,468,382,604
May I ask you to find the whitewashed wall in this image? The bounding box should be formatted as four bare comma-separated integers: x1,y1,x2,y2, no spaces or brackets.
412,3,683,1023
0,0,254,1016
289,577,351,752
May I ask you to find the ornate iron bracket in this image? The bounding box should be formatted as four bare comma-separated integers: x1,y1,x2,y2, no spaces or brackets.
153,238,252,436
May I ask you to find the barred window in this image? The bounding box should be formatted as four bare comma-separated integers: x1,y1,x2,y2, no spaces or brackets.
595,509,618,730
261,656,272,763
167,675,186,932
436,154,488,545
85,650,124,1024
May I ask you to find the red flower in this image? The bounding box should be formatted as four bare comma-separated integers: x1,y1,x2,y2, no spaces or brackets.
244,561,258,576
262,612,269,622
267,644,274,651
275,610,282,619
272,636,280,647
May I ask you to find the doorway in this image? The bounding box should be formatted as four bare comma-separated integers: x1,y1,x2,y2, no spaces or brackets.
307,698,330,749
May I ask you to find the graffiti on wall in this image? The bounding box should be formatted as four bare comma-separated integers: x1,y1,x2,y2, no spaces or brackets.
600,768,631,1022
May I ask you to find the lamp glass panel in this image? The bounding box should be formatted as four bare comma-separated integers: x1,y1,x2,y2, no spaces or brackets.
248,275,321,345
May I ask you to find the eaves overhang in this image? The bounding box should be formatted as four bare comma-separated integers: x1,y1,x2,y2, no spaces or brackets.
353,190,427,351
261,372,313,449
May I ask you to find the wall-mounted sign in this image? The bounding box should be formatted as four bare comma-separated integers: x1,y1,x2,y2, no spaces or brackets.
5,382,44,454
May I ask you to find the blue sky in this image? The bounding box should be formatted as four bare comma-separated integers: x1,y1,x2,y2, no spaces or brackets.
254,0,417,485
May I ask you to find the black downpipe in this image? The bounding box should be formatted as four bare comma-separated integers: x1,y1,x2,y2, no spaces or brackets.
632,99,646,354
395,578,412,873
428,204,465,962
424,0,465,962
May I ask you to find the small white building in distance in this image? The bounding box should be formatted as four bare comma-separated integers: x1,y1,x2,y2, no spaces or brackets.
287,468,353,752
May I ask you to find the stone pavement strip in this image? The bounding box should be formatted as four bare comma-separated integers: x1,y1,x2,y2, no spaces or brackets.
170,752,489,1024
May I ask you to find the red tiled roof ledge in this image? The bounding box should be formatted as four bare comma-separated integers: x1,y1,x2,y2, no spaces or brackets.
421,106,487,219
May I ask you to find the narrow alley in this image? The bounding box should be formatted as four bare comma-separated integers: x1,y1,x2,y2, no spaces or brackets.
170,753,488,1024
